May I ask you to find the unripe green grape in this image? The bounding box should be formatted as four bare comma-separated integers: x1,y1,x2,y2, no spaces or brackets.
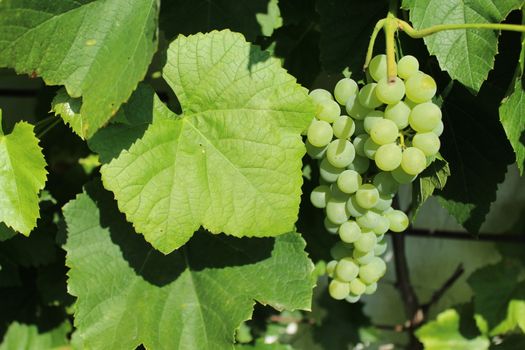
413,132,441,156
334,78,358,105
307,120,333,147
329,279,350,300
363,110,384,133
335,258,359,282
376,77,406,105
373,194,393,212
384,101,410,129
346,196,367,217
355,184,380,209
373,172,399,197
401,147,427,175
326,199,350,224
330,241,353,260
333,115,355,139
358,83,383,109
364,282,378,295
397,55,419,79
374,239,388,256
305,140,327,159
373,215,390,235
354,230,377,253
370,119,399,145
349,278,367,295
369,54,387,82
386,209,409,232
391,166,417,184
409,102,442,132
405,72,437,103
356,210,382,230
345,294,361,303
346,95,371,120
337,170,362,194
316,98,341,123
326,139,355,168
374,143,402,171
353,249,375,264
339,220,361,243
359,257,387,284
347,155,370,174
363,138,380,159
326,260,338,277
320,158,344,183
433,120,444,136
324,217,339,234
310,185,330,208
353,134,369,157
309,88,333,103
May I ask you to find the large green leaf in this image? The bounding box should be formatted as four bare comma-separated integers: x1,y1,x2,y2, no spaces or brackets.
0,111,47,235
0,0,159,138
0,321,70,350
100,30,314,253
64,181,314,350
415,309,490,350
408,0,523,92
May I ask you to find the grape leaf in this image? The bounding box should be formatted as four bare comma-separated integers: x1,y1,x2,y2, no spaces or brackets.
100,30,314,253
415,309,490,350
63,181,315,350
0,321,70,350
408,0,523,92
0,0,159,139
468,261,525,334
412,156,450,217
0,111,47,235
0,224,16,242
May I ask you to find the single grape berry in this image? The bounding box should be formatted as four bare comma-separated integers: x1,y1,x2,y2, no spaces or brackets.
307,119,333,147
397,55,419,79
334,78,358,105
375,77,405,105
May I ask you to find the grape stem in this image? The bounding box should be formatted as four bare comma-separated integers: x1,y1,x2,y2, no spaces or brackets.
397,19,525,38
363,19,385,70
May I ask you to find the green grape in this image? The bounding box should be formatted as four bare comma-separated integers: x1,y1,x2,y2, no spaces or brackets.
346,95,371,120
373,172,399,197
326,260,338,277
356,210,382,230
401,147,427,175
355,184,379,209
359,257,387,284
316,98,341,123
335,258,360,282
309,88,333,103
305,140,327,159
409,102,441,132
333,115,355,139
363,137,380,160
364,283,378,295
372,215,390,235
324,217,339,234
330,183,350,201
330,241,353,260
358,83,383,109
374,143,402,171
319,158,344,183
363,110,384,133
373,194,393,212
339,220,361,243
337,170,362,194
347,155,370,174
433,120,444,136
326,199,350,224
349,278,367,295
353,249,375,264
405,72,437,103
384,101,410,129
329,279,350,300
345,294,361,303
346,195,367,217
374,239,388,256
397,55,419,80
334,78,358,105
370,119,399,145
386,209,409,232
354,119,365,134
391,166,417,184
413,132,440,156
310,185,330,208
369,54,387,82
352,134,369,157
376,77,405,105
326,139,356,168
307,119,333,147
354,230,377,253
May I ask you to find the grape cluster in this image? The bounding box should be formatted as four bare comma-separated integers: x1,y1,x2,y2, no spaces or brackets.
306,54,442,302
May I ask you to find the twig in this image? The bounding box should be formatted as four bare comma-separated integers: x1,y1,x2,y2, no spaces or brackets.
421,264,464,314
391,229,525,243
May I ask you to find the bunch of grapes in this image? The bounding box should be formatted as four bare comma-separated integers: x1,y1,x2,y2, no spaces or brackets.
306,54,442,302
